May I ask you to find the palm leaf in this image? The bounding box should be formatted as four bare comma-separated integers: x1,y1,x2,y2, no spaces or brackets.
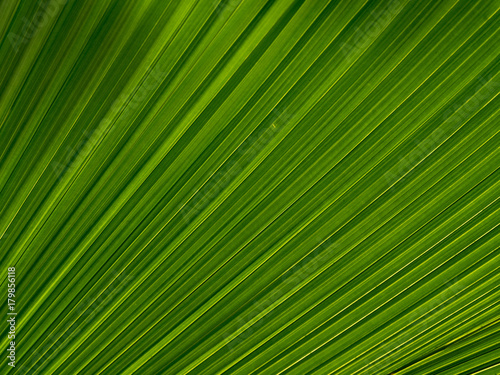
1,0,499,374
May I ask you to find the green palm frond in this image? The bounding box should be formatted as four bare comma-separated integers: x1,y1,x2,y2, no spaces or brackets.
1,0,499,374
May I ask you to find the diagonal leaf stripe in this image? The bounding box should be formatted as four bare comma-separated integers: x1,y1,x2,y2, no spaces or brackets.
1,0,499,374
